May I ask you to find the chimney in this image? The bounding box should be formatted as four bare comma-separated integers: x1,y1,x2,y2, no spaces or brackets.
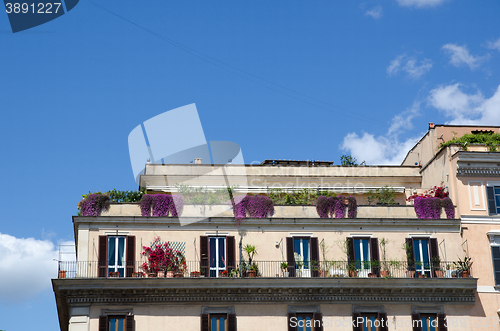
429,122,435,130
194,158,202,164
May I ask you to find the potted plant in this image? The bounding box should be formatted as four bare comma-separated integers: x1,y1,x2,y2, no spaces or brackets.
247,265,257,278
379,238,390,277
281,262,289,277
402,242,415,278
294,253,304,277
109,271,120,278
132,271,144,278
454,256,473,278
159,270,166,278
190,271,201,278
433,257,444,278
348,262,358,277
368,272,377,278
58,270,67,279
219,270,228,277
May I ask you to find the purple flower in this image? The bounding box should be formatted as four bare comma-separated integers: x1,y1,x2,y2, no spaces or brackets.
80,194,110,216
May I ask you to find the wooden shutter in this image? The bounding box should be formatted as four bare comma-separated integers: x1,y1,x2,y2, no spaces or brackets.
201,314,209,331
313,312,323,331
227,236,236,272
370,238,380,276
378,313,388,331
347,237,355,273
487,186,497,215
98,235,108,277
405,238,415,272
352,312,362,331
411,313,422,331
429,238,439,277
311,237,319,278
126,236,135,277
287,312,297,331
227,313,237,331
126,315,134,331
437,313,447,331
200,236,209,277
286,237,296,277
98,315,108,331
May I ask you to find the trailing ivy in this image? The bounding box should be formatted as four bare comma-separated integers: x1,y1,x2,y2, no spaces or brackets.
440,133,500,152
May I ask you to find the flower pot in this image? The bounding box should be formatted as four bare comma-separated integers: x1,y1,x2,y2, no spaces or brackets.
460,271,470,278
166,271,174,278
174,272,183,278
349,270,358,278
219,273,228,278
319,270,328,278
190,272,200,278
157,271,165,278
368,273,377,278
418,274,427,278
406,271,415,278
58,270,67,279
435,270,445,278
110,273,120,278
282,271,289,277
147,273,157,278
452,274,457,278
380,271,390,278
247,270,256,278
132,272,143,278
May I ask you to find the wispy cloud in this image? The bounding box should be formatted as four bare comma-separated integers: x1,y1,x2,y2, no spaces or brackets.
0,233,74,303
396,0,449,8
340,102,422,165
486,38,500,52
442,44,488,70
364,5,383,19
387,54,432,79
428,83,500,125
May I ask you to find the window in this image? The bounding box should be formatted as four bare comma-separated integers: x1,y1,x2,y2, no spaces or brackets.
286,237,319,278
489,234,500,285
200,236,235,277
487,186,500,215
201,312,236,331
405,238,439,278
108,237,126,277
347,237,380,277
352,311,388,331
98,235,135,278
99,315,134,331
411,313,446,331
288,312,323,331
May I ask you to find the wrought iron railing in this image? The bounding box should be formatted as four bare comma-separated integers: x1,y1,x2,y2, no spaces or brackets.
56,260,472,279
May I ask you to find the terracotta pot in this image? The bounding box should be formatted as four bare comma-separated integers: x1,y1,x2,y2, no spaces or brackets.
368,273,377,278
132,272,143,278
406,271,415,278
219,273,228,277
190,272,200,278
418,274,427,278
58,270,67,279
319,270,328,278
349,270,358,278
166,271,174,278
460,271,470,278
435,270,445,278
157,271,165,278
247,270,256,278
110,273,120,278
147,273,157,278
380,271,390,278
174,272,183,278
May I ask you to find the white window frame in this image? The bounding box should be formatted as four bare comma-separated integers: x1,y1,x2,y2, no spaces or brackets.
108,236,126,277
209,236,226,278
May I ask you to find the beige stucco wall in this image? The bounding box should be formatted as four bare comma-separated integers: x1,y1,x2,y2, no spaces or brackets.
85,302,494,331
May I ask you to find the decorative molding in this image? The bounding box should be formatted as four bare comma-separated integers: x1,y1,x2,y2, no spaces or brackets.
411,306,444,314
288,305,320,313
457,168,500,177
353,305,385,313
202,306,235,314
468,181,486,211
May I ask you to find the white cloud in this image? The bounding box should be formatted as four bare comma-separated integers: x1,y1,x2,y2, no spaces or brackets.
365,5,383,19
396,0,448,8
0,233,74,303
486,38,500,52
340,102,422,165
428,83,500,125
442,44,488,70
387,54,432,79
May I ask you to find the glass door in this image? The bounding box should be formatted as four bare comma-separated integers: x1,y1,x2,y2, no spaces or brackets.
108,236,126,277
294,238,310,277
413,239,431,277
209,237,226,277
354,238,371,277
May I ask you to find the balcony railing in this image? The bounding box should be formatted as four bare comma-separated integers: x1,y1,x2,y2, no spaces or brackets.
57,260,472,279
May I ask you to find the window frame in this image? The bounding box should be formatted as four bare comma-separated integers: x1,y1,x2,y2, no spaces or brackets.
208,236,226,278
108,236,126,277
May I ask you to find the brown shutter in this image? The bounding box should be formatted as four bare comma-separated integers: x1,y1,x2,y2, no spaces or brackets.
347,237,355,273
352,312,362,331
429,238,439,277
126,236,136,277
370,238,380,276
287,312,297,331
411,313,422,331
200,236,209,277
227,236,236,272
227,313,237,331
99,315,108,331
378,313,388,331
201,314,209,331
405,238,415,273
487,187,497,215
313,312,323,331
437,313,447,331
98,235,108,277
286,237,296,277
126,315,134,331
311,237,319,278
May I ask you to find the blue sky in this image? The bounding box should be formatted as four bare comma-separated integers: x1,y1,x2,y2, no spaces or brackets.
1,0,500,329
